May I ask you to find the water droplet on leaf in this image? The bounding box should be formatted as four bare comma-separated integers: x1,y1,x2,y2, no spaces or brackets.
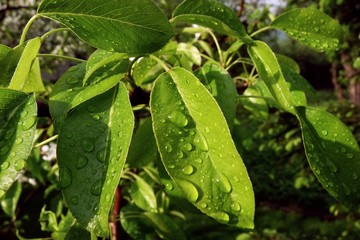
168,111,188,127
21,117,36,130
91,180,102,196
81,138,95,152
76,156,88,169
59,167,72,189
0,162,10,171
178,179,199,203
182,165,194,175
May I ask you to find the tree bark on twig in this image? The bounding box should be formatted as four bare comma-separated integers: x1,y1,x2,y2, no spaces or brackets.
237,0,245,17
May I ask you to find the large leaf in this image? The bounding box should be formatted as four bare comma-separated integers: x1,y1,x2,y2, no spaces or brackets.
150,67,254,228
37,0,174,54
172,0,249,40
56,83,134,237
50,52,129,128
0,89,37,199
270,8,342,52
297,107,360,207
9,38,42,91
247,40,295,113
194,64,237,130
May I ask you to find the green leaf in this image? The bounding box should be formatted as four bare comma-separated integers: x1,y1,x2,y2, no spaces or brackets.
120,205,154,240
0,89,37,199
270,8,342,52
127,118,158,168
297,107,360,207
22,58,46,93
1,180,22,219
130,174,158,212
239,86,269,120
150,67,254,228
9,38,41,91
276,54,300,74
0,45,22,87
177,43,202,66
37,0,174,54
143,212,186,240
0,44,11,59
50,53,129,128
194,64,238,130
132,57,164,87
247,40,295,113
172,0,249,40
65,221,91,240
40,207,59,232
56,83,134,237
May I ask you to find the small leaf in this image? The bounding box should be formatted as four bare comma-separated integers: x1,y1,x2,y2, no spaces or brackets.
270,8,342,52
194,64,238,130
247,40,295,113
276,54,300,74
239,86,269,120
143,212,186,240
22,58,46,93
151,67,254,228
1,180,22,219
57,83,134,237
37,0,174,54
40,207,59,232
172,0,249,40
0,89,37,199
127,118,158,168
120,205,153,239
132,57,164,87
177,43,202,66
50,53,129,128
0,45,24,87
9,38,41,91
297,107,360,207
130,175,158,212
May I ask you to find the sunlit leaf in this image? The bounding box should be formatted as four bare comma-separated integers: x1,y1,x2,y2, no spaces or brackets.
38,0,174,54
297,107,360,207
0,89,37,199
151,67,254,228
270,8,342,52
57,83,134,237
130,174,158,212
239,86,269,120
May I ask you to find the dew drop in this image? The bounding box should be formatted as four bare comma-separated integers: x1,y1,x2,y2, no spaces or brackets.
209,211,230,224
177,150,184,159
352,173,359,180
21,117,36,130
233,176,240,182
168,111,188,127
193,132,209,152
0,162,10,171
5,128,16,140
346,153,354,159
93,203,101,215
168,164,175,169
93,115,101,121
165,143,173,153
321,130,328,136
195,158,203,164
71,196,79,205
182,164,194,175
178,179,199,203
14,159,26,171
326,159,338,173
0,145,10,156
183,143,193,152
66,77,79,85
59,167,72,189
231,202,242,212
91,179,102,196
164,182,174,191
81,138,95,152
76,156,88,169
96,148,106,163
201,203,208,208
15,138,23,144
214,172,232,193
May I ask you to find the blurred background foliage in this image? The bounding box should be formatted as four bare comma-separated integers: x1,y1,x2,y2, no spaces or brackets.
0,0,359,239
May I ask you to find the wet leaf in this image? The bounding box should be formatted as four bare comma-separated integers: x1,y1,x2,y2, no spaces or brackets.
172,0,249,40
270,8,342,52
195,64,237,129
297,107,360,207
0,89,37,199
151,67,254,228
57,83,134,237
247,40,295,113
38,0,174,54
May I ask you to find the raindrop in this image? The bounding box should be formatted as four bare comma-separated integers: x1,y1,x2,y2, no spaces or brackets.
214,172,232,193
168,164,175,169
233,176,240,182
326,159,338,173
168,111,188,127
76,156,88,169
321,130,328,136
164,182,174,191
59,167,72,189
96,148,106,163
66,77,79,85
165,143,173,153
183,143,193,151
195,158,203,164
93,203,101,214
182,165,194,175
193,132,209,152
0,162,10,171
5,128,16,139
21,117,36,130
15,138,23,144
71,196,79,205
200,203,208,209
81,138,95,152
209,211,230,224
91,179,102,196
178,179,199,203
346,153,354,159
177,150,184,159
0,145,10,156
93,115,101,121
231,202,241,212
14,159,26,171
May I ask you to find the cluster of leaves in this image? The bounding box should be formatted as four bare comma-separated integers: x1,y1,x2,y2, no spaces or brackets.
0,0,359,238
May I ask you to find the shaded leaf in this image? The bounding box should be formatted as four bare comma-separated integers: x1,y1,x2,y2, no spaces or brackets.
1,180,22,219
57,83,134,237
239,86,269,120
0,89,37,199
297,107,360,207
151,67,254,228
172,0,248,40
276,54,300,74
38,0,174,54
120,205,154,240
194,64,237,129
270,8,342,52
65,221,91,240
130,175,158,212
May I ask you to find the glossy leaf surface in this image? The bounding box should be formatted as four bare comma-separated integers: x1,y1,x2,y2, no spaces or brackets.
151,67,254,228
270,8,342,52
57,84,134,236
248,40,295,113
37,0,174,54
172,0,248,40
297,107,360,207
50,53,128,128
9,38,41,91
195,64,237,129
0,89,37,199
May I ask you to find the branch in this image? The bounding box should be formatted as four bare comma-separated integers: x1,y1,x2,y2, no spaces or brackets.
237,0,245,17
